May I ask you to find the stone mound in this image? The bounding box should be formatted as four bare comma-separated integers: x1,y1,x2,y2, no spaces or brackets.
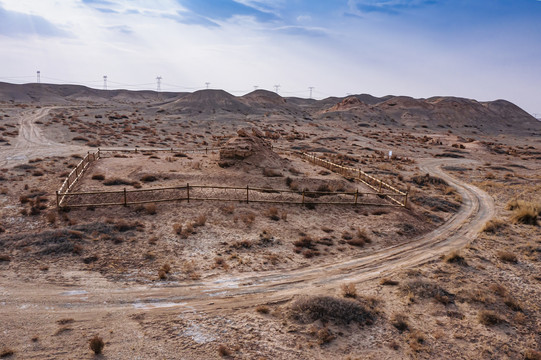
219,128,288,169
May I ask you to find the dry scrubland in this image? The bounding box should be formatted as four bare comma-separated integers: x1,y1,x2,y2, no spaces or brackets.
0,87,540,359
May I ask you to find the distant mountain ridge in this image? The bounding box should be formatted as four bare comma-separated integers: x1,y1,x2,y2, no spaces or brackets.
0,82,538,134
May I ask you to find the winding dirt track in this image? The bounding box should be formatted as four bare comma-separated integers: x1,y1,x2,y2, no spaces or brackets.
0,106,84,168
0,107,494,317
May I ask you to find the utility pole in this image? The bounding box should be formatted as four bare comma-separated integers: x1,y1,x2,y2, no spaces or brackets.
156,76,162,92
309,86,314,99
103,75,107,90
254,85,258,91
274,84,280,93
205,82,210,89
36,71,40,84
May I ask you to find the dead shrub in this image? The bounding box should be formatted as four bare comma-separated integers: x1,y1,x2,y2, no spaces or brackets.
256,305,270,314
89,335,104,355
0,254,11,262
341,283,357,298
497,250,517,263
444,251,467,265
511,205,538,225
289,295,374,325
489,283,507,297
140,174,158,183
478,310,503,326
504,297,522,312
316,327,336,345
400,279,454,305
524,349,541,360
161,263,171,274
0,348,15,358
220,205,235,215
46,211,57,224
391,313,409,332
194,214,207,227
144,203,157,215
482,218,506,233
241,212,256,226
217,345,231,357
103,178,134,186
173,223,183,235
380,278,399,286
158,269,167,280
262,168,282,177
91,174,105,181
266,206,280,221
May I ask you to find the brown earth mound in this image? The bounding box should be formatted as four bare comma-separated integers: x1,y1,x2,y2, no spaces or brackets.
219,127,288,169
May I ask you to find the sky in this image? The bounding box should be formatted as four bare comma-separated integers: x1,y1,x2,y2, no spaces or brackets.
0,0,540,115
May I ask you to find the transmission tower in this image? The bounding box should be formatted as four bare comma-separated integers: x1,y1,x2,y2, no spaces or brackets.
103,76,107,90
274,84,280,93
309,86,314,99
36,71,40,84
254,85,258,90
205,82,210,89
156,76,162,92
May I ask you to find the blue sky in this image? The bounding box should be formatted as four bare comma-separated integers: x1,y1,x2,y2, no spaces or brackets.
0,0,540,115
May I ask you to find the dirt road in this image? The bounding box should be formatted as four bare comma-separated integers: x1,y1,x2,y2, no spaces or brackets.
0,106,84,167
0,157,494,314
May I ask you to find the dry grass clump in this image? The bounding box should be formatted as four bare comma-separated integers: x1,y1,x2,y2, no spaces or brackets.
89,335,104,355
400,279,454,305
380,278,399,286
103,177,135,186
0,347,15,358
478,310,503,326
262,168,283,177
524,349,541,360
140,174,158,183
265,206,280,221
411,173,448,187
289,295,374,325
510,202,538,226
217,344,231,357
316,327,336,345
0,254,11,262
144,203,157,215
194,214,207,227
391,313,409,332
497,250,518,263
91,173,105,181
256,305,270,314
341,283,357,298
481,218,506,233
444,251,467,265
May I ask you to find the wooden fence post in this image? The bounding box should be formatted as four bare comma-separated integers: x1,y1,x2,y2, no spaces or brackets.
355,189,358,205
404,192,408,207
187,183,190,203
246,185,249,203
302,190,305,204
56,191,59,208
123,188,127,206
379,180,382,193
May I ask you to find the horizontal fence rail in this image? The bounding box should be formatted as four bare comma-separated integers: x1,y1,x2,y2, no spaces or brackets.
56,147,408,209
58,184,400,209
297,152,408,207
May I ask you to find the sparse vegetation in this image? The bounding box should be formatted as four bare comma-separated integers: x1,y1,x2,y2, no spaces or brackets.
89,335,104,354
341,283,357,298
478,310,503,326
289,296,374,325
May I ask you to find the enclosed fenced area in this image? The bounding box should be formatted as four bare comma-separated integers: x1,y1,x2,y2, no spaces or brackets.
56,147,408,209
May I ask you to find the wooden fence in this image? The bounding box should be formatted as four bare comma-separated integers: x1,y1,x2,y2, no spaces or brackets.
56,147,407,209
298,152,408,207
